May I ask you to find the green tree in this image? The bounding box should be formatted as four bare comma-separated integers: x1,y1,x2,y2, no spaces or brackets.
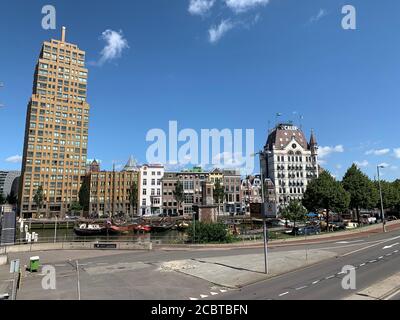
280,206,291,228
6,190,17,205
0,193,5,205
78,179,90,212
129,180,138,217
285,199,307,230
213,179,225,216
375,180,399,210
69,201,82,216
186,222,235,243
392,179,400,213
173,180,185,215
342,164,379,225
302,171,350,232
33,185,44,218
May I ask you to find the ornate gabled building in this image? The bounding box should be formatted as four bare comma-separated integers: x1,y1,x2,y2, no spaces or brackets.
261,123,318,215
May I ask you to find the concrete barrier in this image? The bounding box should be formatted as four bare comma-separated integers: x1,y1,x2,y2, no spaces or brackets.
0,241,152,254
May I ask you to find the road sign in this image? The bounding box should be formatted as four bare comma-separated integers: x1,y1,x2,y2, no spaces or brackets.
9,259,20,274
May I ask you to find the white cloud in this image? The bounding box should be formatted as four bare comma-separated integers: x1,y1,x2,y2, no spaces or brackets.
318,145,344,159
309,8,327,23
378,162,389,168
224,0,270,13
365,148,390,156
209,20,235,43
335,164,342,169
96,29,129,66
189,0,215,16
5,155,22,163
355,160,369,168
393,148,400,159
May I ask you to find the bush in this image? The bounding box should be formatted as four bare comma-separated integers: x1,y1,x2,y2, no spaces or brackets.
186,222,236,243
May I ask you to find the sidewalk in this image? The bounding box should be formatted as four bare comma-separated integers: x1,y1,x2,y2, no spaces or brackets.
156,220,400,251
345,271,400,300
159,248,337,288
0,264,13,299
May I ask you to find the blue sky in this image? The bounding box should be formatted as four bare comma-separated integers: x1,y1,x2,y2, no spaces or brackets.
1,0,400,180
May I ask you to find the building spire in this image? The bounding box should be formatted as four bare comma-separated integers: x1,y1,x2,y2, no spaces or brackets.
309,129,317,146
61,26,66,42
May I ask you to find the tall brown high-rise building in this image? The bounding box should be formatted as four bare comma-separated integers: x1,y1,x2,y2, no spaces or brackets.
19,27,89,218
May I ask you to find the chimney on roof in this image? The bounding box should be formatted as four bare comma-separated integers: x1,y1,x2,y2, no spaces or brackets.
61,26,66,42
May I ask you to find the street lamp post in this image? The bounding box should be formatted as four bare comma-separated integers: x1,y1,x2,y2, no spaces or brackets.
254,150,269,274
377,165,386,233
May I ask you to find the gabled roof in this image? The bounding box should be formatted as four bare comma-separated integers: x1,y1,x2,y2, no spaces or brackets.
265,123,309,151
122,156,139,172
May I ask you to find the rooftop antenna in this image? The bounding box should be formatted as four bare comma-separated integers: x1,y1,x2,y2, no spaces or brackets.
298,114,304,129
0,82,4,108
275,112,282,126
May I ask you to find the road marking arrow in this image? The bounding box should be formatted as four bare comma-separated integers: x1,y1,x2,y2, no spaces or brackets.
383,243,399,250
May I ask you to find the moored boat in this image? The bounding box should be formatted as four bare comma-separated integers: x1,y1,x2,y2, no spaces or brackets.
73,223,107,236
151,222,174,232
176,222,189,232
134,224,152,232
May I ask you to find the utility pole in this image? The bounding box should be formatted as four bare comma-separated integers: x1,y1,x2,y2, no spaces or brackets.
377,165,386,233
257,150,269,274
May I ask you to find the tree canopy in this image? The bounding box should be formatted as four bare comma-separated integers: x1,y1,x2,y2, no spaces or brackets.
302,171,350,229
342,164,379,223
78,179,90,212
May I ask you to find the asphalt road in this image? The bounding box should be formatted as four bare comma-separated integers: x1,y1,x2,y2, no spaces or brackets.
8,226,400,300
208,230,400,300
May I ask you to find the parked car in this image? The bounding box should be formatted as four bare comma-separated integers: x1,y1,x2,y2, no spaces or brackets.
345,221,359,229
274,219,294,228
361,214,377,224
65,215,79,220
287,225,321,236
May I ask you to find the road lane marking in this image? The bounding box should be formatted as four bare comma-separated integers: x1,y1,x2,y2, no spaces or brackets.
359,263,366,267
55,264,66,267
341,235,400,257
296,286,307,290
394,250,399,253
279,292,289,297
369,260,377,263
378,256,383,259
383,243,399,250
336,240,364,244
220,289,227,293
189,297,198,300
210,292,218,296
200,294,208,298
325,275,335,280
312,280,320,285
